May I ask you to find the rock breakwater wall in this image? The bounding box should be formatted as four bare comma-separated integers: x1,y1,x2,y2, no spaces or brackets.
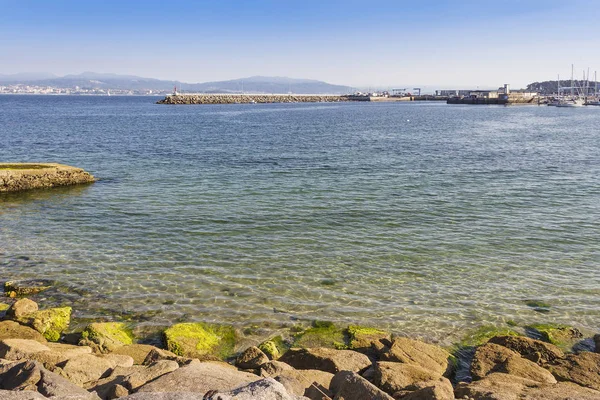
0,163,95,193
157,94,349,105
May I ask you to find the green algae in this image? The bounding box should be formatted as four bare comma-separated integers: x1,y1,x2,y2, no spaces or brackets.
292,320,348,349
81,322,135,352
163,322,236,359
16,306,71,342
0,164,49,170
456,325,520,348
0,303,9,312
258,336,287,360
526,323,583,347
346,325,390,350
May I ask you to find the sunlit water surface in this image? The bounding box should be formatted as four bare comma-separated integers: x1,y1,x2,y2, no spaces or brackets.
1,96,599,344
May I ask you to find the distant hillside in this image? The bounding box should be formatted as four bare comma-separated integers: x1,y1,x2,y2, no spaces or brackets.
526,80,599,95
0,72,352,94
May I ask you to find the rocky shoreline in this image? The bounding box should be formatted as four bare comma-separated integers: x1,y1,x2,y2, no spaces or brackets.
0,163,95,193
2,292,600,399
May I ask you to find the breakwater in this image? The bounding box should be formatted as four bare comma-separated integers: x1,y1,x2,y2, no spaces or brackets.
0,163,95,192
157,94,348,104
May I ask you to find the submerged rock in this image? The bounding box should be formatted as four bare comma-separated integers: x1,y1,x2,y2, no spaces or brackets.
525,323,583,348
162,322,236,359
292,321,347,349
3,280,52,297
79,322,135,353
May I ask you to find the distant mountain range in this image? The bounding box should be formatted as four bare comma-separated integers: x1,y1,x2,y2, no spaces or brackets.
0,72,353,94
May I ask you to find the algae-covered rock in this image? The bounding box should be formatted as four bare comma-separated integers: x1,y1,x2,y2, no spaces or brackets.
16,307,71,342
4,279,52,297
0,302,9,318
525,323,583,348
458,324,520,348
258,337,286,360
163,322,236,359
346,325,391,351
292,321,347,349
79,322,134,353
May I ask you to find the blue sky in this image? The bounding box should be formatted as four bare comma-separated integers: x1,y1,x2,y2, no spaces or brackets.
2,0,599,88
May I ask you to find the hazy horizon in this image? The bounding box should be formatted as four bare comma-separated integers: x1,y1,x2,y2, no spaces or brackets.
3,0,600,88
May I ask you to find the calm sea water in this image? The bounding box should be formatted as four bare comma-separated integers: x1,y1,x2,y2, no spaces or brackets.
1,95,599,344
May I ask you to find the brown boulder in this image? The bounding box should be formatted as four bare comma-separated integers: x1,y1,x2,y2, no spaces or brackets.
0,360,41,391
136,361,258,393
372,362,441,395
111,344,161,365
455,372,600,400
0,338,50,360
394,377,454,400
6,298,38,318
235,346,269,369
379,337,451,376
122,360,179,391
488,335,564,364
0,321,47,343
59,353,116,386
471,343,556,384
261,361,333,397
548,351,600,391
279,348,371,374
330,370,394,400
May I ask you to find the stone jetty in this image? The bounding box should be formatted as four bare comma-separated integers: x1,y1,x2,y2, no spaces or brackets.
0,163,95,193
1,295,600,399
157,94,349,105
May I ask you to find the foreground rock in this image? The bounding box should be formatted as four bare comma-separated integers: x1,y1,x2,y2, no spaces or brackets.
279,348,371,374
136,361,257,394
0,321,47,343
205,377,309,400
372,361,441,395
260,360,333,398
0,359,99,399
0,163,95,193
455,372,600,400
470,343,556,384
330,371,394,400
379,337,452,377
547,351,600,391
487,335,564,364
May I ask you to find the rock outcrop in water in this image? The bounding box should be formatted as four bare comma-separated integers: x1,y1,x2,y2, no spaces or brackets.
1,297,600,399
0,163,95,192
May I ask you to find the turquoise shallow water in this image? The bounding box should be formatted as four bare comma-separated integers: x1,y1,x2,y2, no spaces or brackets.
0,95,599,344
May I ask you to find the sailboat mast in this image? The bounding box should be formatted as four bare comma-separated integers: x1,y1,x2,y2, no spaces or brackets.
571,64,574,98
